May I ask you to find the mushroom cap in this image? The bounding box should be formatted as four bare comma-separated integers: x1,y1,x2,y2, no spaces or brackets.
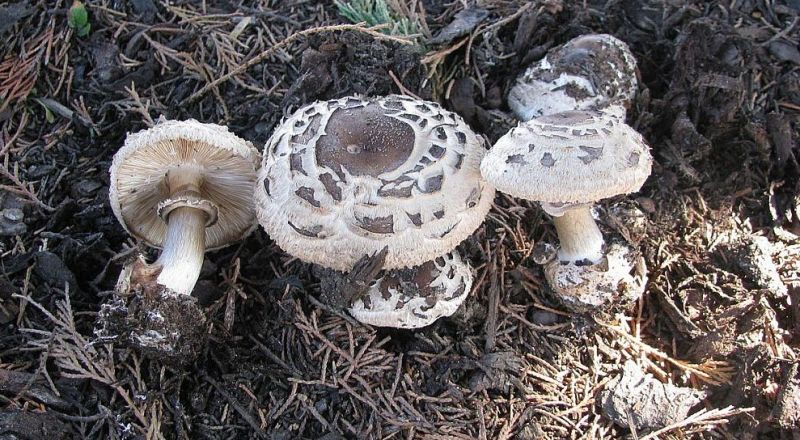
348,251,472,328
109,119,260,251
480,110,652,205
508,34,639,121
254,95,495,271
544,242,646,312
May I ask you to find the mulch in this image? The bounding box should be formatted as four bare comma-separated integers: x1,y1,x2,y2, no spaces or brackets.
0,0,798,439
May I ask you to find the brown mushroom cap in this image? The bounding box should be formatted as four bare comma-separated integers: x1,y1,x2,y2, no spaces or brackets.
254,95,495,271
480,110,652,205
508,34,639,121
109,119,259,250
348,251,472,328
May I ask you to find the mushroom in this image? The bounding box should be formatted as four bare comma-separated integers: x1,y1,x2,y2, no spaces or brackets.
480,110,651,311
254,95,494,271
110,119,259,295
348,250,473,329
106,119,258,362
508,34,638,121
255,95,494,327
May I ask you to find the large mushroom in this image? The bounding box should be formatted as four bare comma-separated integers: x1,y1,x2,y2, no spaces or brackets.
508,34,638,121
105,118,259,362
255,95,494,327
480,110,651,311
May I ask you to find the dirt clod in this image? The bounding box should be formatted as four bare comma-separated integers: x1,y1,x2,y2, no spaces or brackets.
772,362,800,430
96,256,208,365
600,360,706,432
0,409,68,440
718,236,788,299
97,292,207,366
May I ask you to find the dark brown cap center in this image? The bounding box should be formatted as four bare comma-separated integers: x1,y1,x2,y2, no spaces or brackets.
316,103,415,177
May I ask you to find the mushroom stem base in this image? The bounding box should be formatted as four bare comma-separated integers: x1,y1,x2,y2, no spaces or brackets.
154,207,207,296
544,242,647,312
552,207,605,264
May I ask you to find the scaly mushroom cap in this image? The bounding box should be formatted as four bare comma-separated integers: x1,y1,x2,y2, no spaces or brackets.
254,95,495,271
544,242,646,312
480,110,652,205
109,119,260,250
348,251,472,328
508,34,639,121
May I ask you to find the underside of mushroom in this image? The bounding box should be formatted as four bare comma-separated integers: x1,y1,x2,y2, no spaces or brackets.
109,120,258,297
105,119,258,364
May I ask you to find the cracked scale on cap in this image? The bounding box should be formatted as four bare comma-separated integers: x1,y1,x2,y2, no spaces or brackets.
480,109,652,205
348,251,472,328
109,119,260,250
254,95,495,271
508,34,639,121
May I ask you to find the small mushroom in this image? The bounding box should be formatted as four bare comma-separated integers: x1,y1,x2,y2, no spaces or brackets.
110,119,259,294
480,110,651,311
106,119,258,362
348,250,473,329
254,95,495,272
508,34,638,121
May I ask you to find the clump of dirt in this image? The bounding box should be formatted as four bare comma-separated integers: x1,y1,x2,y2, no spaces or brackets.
600,360,706,432
96,256,208,365
717,235,788,299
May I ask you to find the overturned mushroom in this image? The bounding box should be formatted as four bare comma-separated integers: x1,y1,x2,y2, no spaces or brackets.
481,110,651,311
254,95,494,271
348,250,473,328
105,119,259,362
508,34,638,121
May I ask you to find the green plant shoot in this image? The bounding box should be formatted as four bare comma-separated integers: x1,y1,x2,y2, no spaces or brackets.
68,1,91,37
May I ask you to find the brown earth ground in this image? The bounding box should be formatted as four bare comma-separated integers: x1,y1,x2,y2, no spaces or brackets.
1,0,799,439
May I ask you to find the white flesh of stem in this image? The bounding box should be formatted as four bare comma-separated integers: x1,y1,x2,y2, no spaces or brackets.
552,206,605,264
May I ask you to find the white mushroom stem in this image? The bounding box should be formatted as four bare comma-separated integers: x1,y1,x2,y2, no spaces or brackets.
551,206,605,264
147,166,212,296
154,206,207,295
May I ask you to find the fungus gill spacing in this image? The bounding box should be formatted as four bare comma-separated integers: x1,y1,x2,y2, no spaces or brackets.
110,119,259,252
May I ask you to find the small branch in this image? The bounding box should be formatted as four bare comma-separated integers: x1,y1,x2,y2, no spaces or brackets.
388,70,421,99
639,406,754,439
600,322,736,385
0,165,54,211
204,375,268,439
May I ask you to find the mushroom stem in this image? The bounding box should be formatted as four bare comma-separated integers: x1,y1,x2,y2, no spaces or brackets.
154,206,207,296
551,206,604,264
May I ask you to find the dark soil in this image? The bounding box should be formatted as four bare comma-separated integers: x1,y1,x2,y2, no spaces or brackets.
1,0,798,439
